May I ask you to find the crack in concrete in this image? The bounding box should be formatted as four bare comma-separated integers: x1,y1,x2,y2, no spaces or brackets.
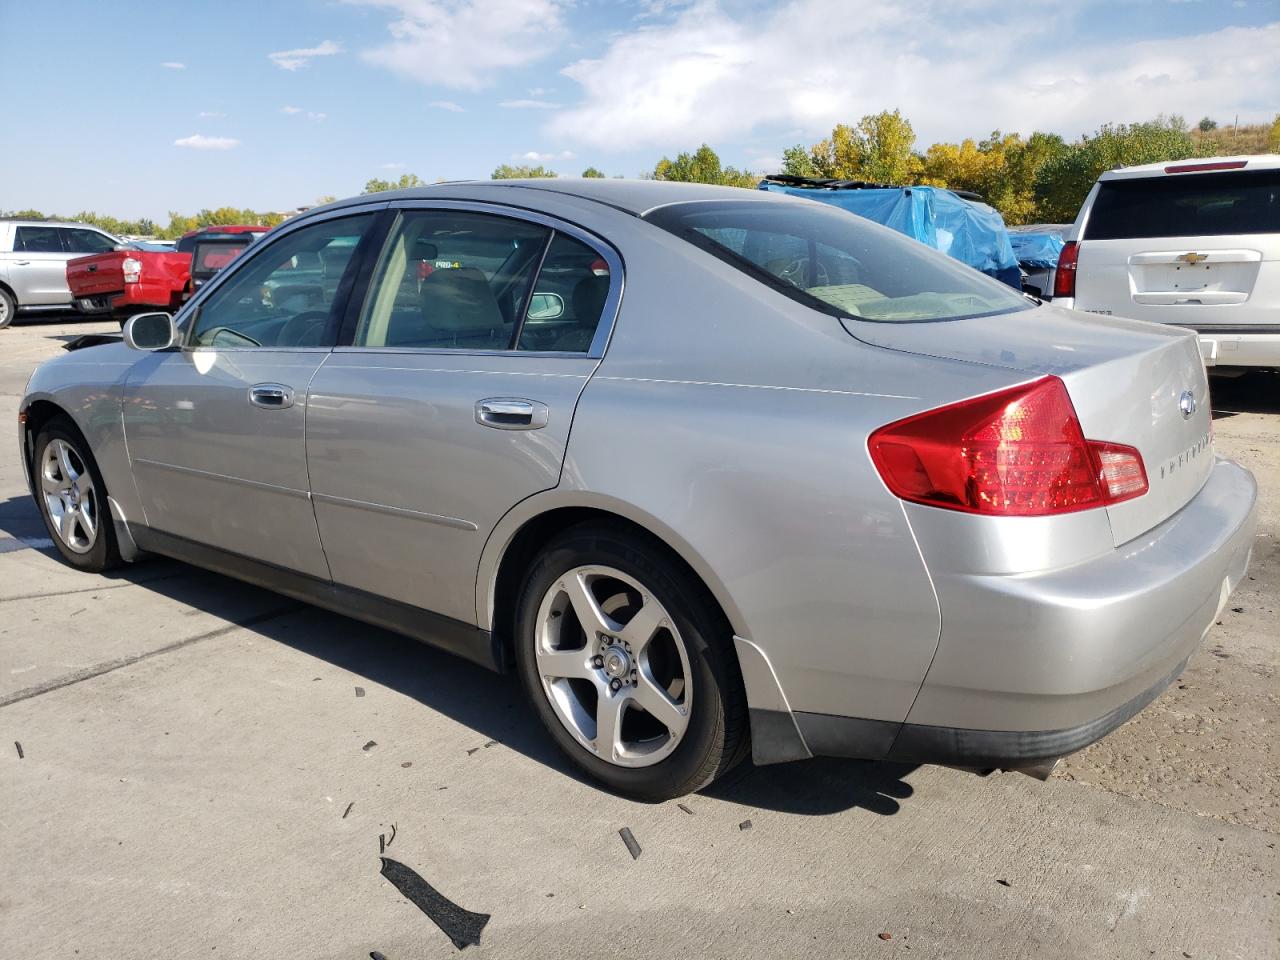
0,605,300,709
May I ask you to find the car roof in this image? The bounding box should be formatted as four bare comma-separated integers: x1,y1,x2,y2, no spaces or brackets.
322,178,788,218
1099,154,1280,180
0,218,115,230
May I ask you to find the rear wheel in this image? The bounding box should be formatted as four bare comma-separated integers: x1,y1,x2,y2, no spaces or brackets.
32,417,122,572
0,287,15,329
514,524,748,800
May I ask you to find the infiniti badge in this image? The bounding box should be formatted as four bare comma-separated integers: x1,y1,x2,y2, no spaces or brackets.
1179,390,1196,419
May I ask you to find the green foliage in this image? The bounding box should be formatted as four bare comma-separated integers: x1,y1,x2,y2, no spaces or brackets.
651,144,757,187
362,173,426,194
1269,115,1280,153
1197,116,1218,133
1033,116,1196,222
491,164,558,179
785,110,919,184
581,166,606,178
921,130,1068,224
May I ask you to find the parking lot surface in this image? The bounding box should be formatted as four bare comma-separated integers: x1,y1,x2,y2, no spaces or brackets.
1,315,1276,960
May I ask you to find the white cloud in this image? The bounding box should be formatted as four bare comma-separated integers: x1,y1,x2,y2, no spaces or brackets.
429,100,466,112
382,162,406,169
268,39,342,71
161,61,185,69
198,111,226,118
280,105,303,115
307,111,327,121
500,98,562,109
548,1,1280,152
281,105,327,120
350,0,567,90
174,134,239,150
517,149,575,163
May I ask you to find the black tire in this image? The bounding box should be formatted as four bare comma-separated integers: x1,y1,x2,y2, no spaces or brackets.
514,522,748,801
32,416,123,573
0,287,15,329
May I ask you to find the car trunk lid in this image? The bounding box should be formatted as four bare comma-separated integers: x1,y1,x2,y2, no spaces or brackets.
845,305,1214,546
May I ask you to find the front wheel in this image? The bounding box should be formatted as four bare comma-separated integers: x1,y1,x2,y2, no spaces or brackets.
33,417,122,572
514,524,748,801
0,287,15,329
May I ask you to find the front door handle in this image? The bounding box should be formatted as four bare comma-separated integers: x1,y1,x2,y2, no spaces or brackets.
475,398,549,430
14,260,30,266
248,383,295,409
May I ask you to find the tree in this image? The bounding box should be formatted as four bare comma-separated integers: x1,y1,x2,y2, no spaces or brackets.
362,173,425,194
1269,114,1280,153
315,194,337,205
581,166,606,178
1197,116,1217,133
920,130,1067,224
651,144,757,187
783,110,920,184
491,164,558,179
1033,117,1195,222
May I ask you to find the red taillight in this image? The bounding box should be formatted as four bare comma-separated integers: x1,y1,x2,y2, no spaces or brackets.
417,260,435,281
1053,240,1078,299
868,377,1147,517
590,257,609,277
1164,160,1247,174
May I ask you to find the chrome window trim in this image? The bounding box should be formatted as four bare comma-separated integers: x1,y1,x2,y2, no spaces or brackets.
334,198,624,361
172,201,392,347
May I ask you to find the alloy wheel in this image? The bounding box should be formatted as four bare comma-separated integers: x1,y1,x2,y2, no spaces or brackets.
534,565,693,767
40,438,99,554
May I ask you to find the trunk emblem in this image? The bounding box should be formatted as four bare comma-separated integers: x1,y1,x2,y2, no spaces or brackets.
1179,390,1196,418
1176,252,1208,265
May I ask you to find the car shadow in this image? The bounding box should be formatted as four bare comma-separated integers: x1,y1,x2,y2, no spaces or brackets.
1209,370,1280,419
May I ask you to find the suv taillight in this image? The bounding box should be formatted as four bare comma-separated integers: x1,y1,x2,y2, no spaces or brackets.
1053,241,1078,299
868,377,1147,517
122,257,142,284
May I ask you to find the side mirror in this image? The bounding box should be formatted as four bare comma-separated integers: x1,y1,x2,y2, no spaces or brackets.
123,312,177,351
527,292,565,321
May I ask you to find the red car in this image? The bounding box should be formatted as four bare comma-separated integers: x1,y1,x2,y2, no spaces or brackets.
66,225,269,322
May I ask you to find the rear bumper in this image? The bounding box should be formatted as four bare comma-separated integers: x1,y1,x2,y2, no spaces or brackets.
1194,330,1280,369
754,457,1257,768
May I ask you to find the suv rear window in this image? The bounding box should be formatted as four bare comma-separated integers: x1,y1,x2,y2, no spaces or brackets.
645,200,1029,323
1084,170,1280,240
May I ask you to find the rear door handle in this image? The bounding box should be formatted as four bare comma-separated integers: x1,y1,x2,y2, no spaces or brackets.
248,383,295,409
14,260,30,266
475,398,549,430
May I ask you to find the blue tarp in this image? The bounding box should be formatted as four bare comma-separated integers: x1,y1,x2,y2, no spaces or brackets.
1008,229,1066,269
757,182,1022,289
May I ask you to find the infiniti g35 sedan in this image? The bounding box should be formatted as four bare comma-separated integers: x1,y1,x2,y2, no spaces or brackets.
19,180,1257,801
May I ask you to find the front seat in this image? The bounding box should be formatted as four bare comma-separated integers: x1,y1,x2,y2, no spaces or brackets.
403,267,506,349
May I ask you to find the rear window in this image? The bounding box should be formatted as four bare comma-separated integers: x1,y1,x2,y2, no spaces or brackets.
1084,170,1280,240
645,200,1029,323
193,241,250,274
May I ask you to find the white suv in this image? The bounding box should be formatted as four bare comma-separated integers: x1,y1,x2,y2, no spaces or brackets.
0,219,123,328
1054,155,1280,370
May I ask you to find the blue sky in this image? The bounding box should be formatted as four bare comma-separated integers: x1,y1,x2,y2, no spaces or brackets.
1,0,1276,221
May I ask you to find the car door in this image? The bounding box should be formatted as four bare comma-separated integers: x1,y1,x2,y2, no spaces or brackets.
8,225,73,304
305,202,620,623
122,208,380,577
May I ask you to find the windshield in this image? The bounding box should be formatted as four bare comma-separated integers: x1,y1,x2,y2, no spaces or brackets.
645,199,1031,323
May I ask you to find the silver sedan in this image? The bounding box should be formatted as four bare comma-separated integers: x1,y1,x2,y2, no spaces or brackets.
19,180,1257,800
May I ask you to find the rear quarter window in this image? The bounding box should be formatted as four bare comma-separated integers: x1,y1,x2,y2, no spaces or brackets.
1084,170,1280,240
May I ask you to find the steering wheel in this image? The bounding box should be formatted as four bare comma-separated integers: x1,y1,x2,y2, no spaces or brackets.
278,310,331,347
776,256,830,289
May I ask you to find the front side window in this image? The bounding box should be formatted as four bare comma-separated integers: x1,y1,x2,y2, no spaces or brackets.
64,228,118,254
189,214,374,348
14,226,63,253
646,200,1030,323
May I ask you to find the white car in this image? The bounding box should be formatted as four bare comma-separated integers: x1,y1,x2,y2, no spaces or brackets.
1054,155,1280,370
